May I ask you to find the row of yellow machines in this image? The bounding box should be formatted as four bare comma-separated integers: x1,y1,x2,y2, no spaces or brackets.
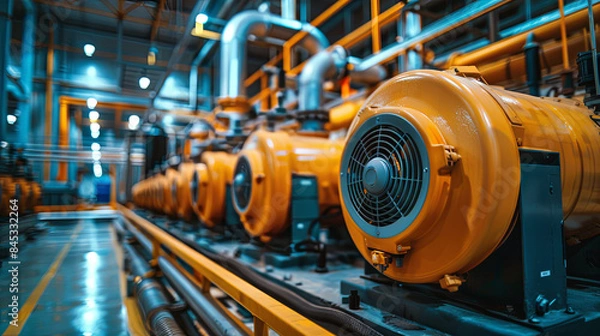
0,149,42,217
132,67,600,289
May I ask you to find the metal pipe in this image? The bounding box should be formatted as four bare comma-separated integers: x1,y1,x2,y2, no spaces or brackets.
151,0,207,104
447,1,600,67
0,0,13,141
16,0,34,146
479,31,594,83
158,257,244,336
219,10,329,101
282,0,296,20
123,243,152,277
347,57,387,84
559,0,571,70
588,0,600,96
435,1,600,66
524,33,541,96
355,0,510,72
298,45,347,111
135,278,186,336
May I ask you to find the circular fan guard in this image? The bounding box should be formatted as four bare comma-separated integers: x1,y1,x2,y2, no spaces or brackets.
232,156,252,211
341,113,429,238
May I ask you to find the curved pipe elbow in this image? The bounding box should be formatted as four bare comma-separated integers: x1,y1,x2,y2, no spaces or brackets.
219,11,329,102
298,46,347,111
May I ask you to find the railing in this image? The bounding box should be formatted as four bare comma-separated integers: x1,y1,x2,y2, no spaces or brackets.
119,205,334,336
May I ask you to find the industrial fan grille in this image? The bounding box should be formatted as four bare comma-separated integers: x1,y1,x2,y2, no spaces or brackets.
233,156,252,211
341,113,429,238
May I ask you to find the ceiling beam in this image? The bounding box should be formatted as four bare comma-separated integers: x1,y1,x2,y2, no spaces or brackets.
99,0,118,15
34,0,185,33
122,2,143,17
151,0,167,42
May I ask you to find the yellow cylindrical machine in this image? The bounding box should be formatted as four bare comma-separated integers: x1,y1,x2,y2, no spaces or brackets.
339,69,600,285
12,177,31,212
191,152,236,228
0,175,15,216
232,130,344,240
161,169,179,216
174,162,197,220
29,182,41,210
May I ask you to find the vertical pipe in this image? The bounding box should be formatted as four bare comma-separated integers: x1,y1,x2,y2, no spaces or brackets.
44,26,55,181
370,0,381,53
559,0,570,70
0,0,13,141
17,0,35,146
405,12,423,70
282,0,296,20
524,33,541,97
488,11,499,43
587,0,600,97
56,100,68,181
117,17,123,93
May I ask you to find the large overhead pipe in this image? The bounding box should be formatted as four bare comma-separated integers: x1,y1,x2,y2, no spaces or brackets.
478,31,595,84
445,1,600,67
158,257,244,336
218,10,329,114
16,0,35,146
354,0,510,72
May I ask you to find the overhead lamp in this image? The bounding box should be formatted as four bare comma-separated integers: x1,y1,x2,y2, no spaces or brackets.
91,142,101,151
91,130,100,139
139,76,151,90
89,110,99,122
90,122,101,133
93,162,103,178
196,13,209,25
7,114,17,125
92,151,102,161
148,46,158,66
128,115,140,130
83,43,96,57
86,98,98,109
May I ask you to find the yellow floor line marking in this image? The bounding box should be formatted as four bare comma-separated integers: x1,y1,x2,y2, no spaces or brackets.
108,224,148,336
2,222,84,336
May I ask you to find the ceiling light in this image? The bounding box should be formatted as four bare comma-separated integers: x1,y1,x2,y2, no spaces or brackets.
91,142,101,151
93,163,102,178
92,151,102,161
84,44,96,57
128,115,140,130
91,131,100,139
86,98,98,109
139,76,150,90
196,13,209,24
7,114,17,125
90,122,101,133
89,110,99,122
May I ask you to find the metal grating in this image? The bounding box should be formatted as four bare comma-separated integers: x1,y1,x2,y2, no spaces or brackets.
346,122,424,228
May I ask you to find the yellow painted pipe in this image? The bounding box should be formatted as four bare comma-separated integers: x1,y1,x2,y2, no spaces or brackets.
479,31,595,83
327,99,366,131
446,4,600,67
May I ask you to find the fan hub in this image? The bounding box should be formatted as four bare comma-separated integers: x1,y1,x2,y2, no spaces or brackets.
363,157,391,195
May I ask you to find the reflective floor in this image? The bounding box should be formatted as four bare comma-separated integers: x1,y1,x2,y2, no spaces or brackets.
0,218,145,336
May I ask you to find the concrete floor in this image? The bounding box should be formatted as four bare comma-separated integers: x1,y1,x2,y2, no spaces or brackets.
0,218,146,336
